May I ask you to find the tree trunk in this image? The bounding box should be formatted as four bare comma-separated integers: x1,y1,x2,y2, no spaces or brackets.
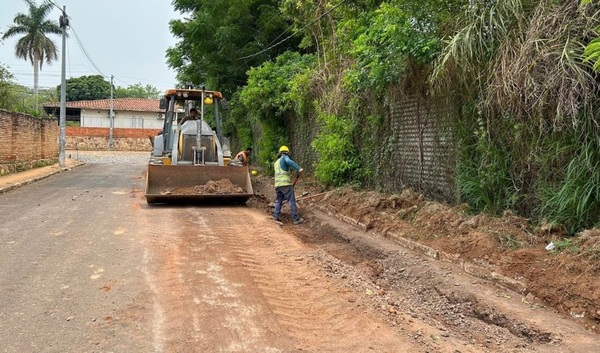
33,53,39,112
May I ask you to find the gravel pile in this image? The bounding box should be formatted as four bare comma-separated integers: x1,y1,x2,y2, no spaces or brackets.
67,150,150,165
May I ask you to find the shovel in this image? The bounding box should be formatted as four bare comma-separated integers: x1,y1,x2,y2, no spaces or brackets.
293,173,300,187
278,173,301,207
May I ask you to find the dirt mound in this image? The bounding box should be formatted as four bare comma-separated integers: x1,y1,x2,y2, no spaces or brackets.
165,178,244,195
250,176,600,332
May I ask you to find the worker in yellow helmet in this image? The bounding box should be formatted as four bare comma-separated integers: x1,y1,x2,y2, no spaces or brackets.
273,145,305,225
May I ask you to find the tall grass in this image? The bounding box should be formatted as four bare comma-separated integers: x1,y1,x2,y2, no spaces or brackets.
541,135,600,234
455,114,518,215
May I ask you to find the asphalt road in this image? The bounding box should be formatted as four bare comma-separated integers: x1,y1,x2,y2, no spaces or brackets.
0,154,419,353
2,152,599,353
0,159,153,352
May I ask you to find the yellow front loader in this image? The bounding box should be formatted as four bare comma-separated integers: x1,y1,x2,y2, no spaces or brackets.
145,87,253,204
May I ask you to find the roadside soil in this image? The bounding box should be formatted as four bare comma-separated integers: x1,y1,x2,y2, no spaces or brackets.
0,154,600,353
249,173,600,339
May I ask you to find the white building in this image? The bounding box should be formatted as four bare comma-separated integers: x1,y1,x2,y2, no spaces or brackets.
43,98,169,129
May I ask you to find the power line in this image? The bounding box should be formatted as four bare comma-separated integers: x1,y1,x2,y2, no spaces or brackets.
48,0,63,12
238,0,348,60
66,31,72,78
69,24,107,77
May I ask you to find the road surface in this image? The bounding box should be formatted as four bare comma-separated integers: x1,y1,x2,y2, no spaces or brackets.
0,151,598,352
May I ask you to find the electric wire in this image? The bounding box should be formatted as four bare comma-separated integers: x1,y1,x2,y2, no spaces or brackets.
68,24,107,77
66,33,72,79
9,1,174,91
48,0,63,12
238,0,348,60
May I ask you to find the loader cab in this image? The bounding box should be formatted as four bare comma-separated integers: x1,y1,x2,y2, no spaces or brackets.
153,87,229,165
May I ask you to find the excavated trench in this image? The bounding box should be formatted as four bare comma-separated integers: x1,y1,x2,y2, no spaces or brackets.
276,206,558,349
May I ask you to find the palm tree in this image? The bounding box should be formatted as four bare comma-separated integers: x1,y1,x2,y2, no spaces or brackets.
2,0,61,97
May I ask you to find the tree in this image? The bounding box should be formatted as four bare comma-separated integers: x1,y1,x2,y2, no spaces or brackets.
2,0,61,97
115,83,161,99
58,75,111,101
167,0,299,98
0,63,17,110
0,63,58,116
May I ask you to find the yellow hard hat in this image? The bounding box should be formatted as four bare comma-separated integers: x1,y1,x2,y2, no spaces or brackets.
279,145,290,153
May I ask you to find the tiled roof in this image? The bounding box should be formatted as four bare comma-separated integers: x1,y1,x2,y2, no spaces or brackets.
43,98,161,112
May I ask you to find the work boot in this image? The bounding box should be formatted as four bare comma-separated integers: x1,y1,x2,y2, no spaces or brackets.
293,218,305,225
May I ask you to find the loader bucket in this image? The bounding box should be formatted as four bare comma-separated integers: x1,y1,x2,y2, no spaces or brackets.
145,164,254,204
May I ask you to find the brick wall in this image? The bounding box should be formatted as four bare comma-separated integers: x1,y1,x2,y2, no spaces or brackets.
0,109,58,175
66,126,161,151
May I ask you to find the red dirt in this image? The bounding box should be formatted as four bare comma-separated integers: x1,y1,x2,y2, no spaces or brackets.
251,176,600,333
163,178,245,195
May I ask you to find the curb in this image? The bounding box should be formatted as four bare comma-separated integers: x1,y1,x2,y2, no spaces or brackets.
0,161,86,195
306,201,528,295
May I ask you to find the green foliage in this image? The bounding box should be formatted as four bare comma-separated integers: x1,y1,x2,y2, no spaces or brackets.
223,92,252,150
456,123,517,215
114,83,161,99
434,0,600,128
552,238,578,252
0,65,57,115
311,112,360,186
584,32,600,70
454,102,600,234
165,0,600,236
0,64,17,110
2,0,62,95
2,0,62,68
241,52,315,115
168,0,298,98
58,75,110,101
541,137,600,234
342,0,460,93
234,51,316,171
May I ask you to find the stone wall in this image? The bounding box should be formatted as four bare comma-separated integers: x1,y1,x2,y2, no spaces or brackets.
0,110,58,176
66,127,161,151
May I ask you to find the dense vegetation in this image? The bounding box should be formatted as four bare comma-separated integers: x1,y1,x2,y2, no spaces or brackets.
0,63,57,116
0,68,162,117
166,0,600,234
56,75,162,101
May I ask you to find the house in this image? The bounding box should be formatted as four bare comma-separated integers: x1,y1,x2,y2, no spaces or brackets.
43,98,173,129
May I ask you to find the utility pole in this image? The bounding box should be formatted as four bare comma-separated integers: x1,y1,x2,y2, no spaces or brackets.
58,6,68,168
109,74,114,148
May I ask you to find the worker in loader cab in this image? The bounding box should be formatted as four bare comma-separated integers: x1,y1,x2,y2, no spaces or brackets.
179,108,198,125
273,145,305,225
231,147,252,166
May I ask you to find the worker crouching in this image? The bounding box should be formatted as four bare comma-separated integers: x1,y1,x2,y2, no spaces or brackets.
229,147,252,166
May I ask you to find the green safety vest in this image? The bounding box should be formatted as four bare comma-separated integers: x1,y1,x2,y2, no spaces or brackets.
274,157,291,187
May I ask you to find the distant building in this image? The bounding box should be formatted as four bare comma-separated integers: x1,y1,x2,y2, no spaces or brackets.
43,98,171,129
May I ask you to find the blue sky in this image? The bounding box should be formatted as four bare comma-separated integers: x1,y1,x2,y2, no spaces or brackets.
0,0,181,92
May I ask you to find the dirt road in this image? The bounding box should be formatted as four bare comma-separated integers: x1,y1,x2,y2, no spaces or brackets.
0,151,598,352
